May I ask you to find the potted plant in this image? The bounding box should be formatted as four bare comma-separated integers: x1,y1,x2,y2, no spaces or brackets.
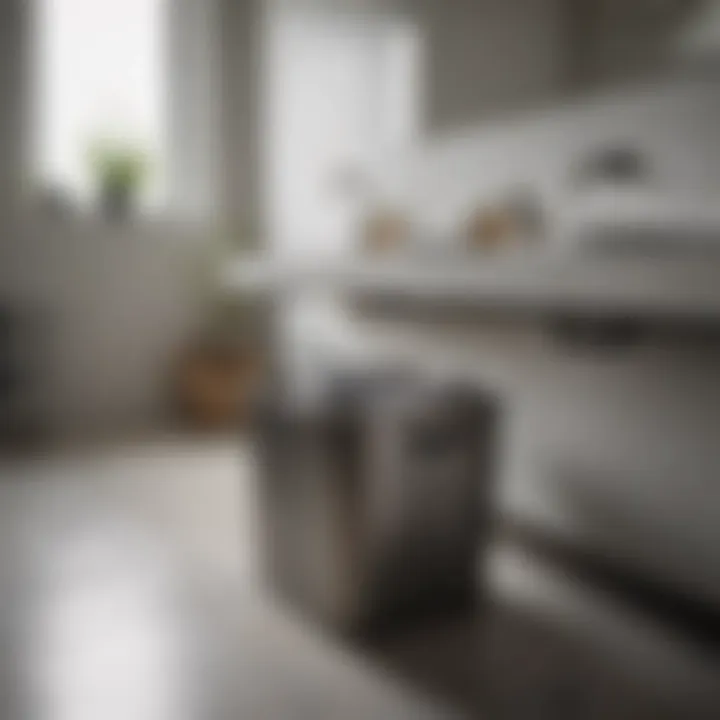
174,223,265,430
88,138,151,220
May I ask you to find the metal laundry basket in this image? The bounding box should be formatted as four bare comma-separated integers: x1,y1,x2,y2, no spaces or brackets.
253,373,498,635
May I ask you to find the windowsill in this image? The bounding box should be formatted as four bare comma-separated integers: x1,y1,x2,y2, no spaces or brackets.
19,206,216,241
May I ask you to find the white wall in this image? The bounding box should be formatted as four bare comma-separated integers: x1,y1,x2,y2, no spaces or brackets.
1,219,205,436
378,76,720,235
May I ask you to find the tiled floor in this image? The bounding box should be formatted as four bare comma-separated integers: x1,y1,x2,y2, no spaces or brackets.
0,439,458,720
1,439,718,719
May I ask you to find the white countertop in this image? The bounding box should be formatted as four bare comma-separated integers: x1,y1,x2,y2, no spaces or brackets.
224,253,720,323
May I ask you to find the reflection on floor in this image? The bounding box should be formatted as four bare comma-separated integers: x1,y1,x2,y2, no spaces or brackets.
1,439,718,719
1,440,454,720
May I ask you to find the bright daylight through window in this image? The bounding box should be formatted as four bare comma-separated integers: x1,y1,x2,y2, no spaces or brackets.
34,0,167,214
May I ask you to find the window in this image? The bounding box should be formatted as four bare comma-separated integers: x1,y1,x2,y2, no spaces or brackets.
267,15,421,255
34,0,168,209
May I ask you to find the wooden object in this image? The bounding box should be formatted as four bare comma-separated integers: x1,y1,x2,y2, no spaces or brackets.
176,343,258,429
